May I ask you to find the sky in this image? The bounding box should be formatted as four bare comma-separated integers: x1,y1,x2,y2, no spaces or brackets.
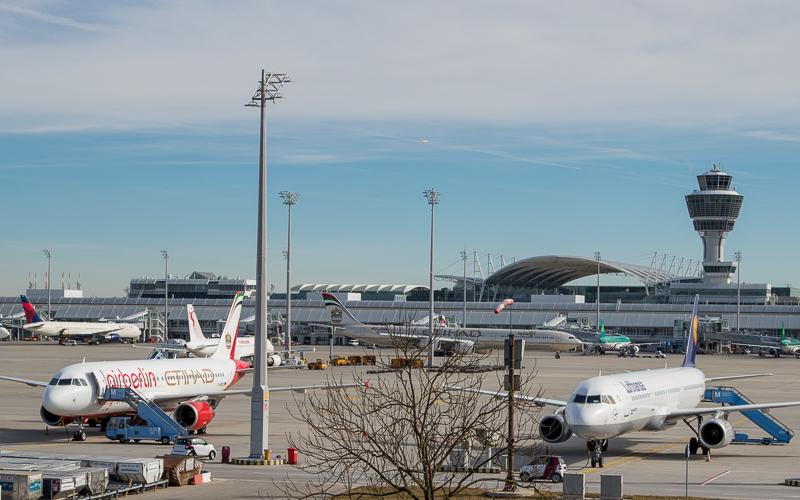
2,1,800,297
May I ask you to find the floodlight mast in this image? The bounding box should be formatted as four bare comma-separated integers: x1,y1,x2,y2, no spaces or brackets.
280,191,299,359
245,70,290,459
161,250,168,338
43,250,51,321
423,188,441,367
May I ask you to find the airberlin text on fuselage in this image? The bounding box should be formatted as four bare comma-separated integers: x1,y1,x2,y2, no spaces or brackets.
105,368,215,389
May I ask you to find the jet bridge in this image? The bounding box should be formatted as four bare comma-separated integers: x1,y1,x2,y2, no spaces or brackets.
102,387,187,439
704,386,794,445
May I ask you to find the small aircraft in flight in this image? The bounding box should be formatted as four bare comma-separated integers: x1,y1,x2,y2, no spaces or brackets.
448,295,800,467
19,295,141,343
322,293,582,355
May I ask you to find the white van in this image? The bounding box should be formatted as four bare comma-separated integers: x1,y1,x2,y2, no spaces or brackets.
349,339,360,347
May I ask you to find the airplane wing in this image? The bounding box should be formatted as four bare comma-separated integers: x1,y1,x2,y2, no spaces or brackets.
150,381,365,407
0,375,50,388
667,400,800,420
705,373,772,382
443,385,568,408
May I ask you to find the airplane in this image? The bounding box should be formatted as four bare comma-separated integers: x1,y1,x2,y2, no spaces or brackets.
0,327,9,340
0,292,347,442
589,318,661,355
780,321,800,355
421,140,430,144
19,295,141,343
447,294,800,467
321,293,583,356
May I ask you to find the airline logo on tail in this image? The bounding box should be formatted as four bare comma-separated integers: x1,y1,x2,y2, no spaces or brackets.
20,295,44,324
322,293,359,326
331,308,342,324
600,318,605,341
682,294,700,368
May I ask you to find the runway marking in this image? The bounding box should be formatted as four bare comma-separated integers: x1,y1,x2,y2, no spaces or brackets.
700,470,731,485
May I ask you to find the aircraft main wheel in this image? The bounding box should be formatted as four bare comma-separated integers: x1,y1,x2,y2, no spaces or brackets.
161,437,170,445
208,450,216,460
555,353,561,359
88,419,97,428
188,430,196,435
197,427,207,435
598,456,604,468
689,437,699,455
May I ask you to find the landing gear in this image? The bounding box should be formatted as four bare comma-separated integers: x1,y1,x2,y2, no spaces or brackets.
587,439,607,468
689,437,699,455
72,429,87,441
555,352,561,359
100,417,109,432
685,416,707,455
197,426,207,435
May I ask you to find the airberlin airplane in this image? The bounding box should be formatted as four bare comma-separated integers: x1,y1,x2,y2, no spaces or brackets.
0,291,339,441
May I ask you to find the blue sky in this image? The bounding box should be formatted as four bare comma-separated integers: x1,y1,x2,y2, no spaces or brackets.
2,1,800,297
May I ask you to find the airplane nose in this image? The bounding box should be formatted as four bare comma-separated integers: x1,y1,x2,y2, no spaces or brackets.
42,387,67,414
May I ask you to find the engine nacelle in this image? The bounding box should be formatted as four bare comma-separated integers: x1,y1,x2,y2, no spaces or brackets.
539,413,573,443
699,418,733,449
474,347,494,355
174,401,215,431
108,334,121,342
267,354,282,367
40,406,71,427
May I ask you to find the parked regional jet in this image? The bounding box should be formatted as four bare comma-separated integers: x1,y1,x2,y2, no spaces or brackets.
780,322,800,355
19,295,141,343
447,295,800,467
587,318,661,355
0,292,348,441
322,293,582,355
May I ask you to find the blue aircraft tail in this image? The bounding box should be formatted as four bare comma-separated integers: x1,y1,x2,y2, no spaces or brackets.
681,294,700,368
20,295,45,324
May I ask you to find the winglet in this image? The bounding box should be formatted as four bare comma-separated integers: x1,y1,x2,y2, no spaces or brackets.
20,295,44,324
682,294,700,368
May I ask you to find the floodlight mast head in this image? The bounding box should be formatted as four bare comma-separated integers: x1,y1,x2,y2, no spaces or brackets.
279,190,300,206
245,72,291,107
423,188,441,205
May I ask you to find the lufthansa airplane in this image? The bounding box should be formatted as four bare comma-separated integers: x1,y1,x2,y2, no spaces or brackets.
0,292,347,441
448,294,800,467
322,293,583,356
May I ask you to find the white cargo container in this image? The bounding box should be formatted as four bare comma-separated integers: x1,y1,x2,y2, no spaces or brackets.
116,459,163,484
0,471,43,500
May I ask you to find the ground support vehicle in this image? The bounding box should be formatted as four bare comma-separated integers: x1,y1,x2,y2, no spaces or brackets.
106,416,181,445
308,358,328,370
102,387,187,444
171,437,217,460
330,355,350,366
519,456,566,483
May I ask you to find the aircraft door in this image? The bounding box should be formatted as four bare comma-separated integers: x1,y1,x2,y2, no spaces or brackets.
90,369,108,401
617,393,630,418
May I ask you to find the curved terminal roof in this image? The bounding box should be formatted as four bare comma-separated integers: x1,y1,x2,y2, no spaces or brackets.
292,284,428,294
440,255,681,290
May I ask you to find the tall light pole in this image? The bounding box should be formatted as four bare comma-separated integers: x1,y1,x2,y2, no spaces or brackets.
161,249,168,339
734,251,742,331
595,251,601,329
246,70,290,459
280,191,299,358
461,249,467,329
423,188,441,367
42,250,51,321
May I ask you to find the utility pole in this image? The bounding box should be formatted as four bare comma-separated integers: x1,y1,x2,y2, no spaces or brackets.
423,189,441,367
161,250,168,338
461,249,467,329
42,250,51,321
245,70,290,459
280,191,299,358
495,298,516,492
735,251,742,331
595,251,601,329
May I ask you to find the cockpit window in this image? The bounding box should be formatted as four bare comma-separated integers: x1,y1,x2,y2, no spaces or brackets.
57,378,72,386
601,395,615,404
49,378,59,386
72,379,81,386
587,395,602,404
571,394,586,404
79,379,88,386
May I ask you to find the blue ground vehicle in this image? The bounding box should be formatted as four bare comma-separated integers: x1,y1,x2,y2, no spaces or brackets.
105,416,180,444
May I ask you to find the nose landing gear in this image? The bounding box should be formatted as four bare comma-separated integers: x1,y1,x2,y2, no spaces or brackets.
72,418,88,441
587,439,608,467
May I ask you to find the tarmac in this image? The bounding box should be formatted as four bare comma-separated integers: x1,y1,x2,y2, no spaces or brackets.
1,341,799,499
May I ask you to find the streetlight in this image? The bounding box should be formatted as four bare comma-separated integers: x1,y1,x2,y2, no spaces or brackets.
734,251,742,331
495,298,516,492
423,188,441,367
461,249,467,329
279,191,299,358
161,250,168,339
246,70,290,460
42,250,51,321
595,252,601,329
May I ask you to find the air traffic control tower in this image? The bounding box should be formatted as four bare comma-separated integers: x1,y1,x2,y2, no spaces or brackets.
685,165,744,285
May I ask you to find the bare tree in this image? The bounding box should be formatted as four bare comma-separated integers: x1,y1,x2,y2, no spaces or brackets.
280,319,545,500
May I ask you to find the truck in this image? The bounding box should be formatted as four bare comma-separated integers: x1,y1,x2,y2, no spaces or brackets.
330,355,350,366
105,416,180,445
308,358,328,370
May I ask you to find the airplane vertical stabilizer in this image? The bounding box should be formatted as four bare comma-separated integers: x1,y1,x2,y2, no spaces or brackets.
599,318,606,342
20,295,44,324
187,304,205,343
322,293,362,326
682,294,700,368
211,292,244,360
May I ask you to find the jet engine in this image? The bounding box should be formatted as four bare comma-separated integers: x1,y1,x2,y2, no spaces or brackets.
267,354,282,367
539,413,573,443
699,418,733,448
108,334,121,342
40,406,71,427
174,401,215,431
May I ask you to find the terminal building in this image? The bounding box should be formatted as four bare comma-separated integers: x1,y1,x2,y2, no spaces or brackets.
2,167,798,351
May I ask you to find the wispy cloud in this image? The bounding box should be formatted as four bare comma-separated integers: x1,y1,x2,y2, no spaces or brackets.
0,3,108,32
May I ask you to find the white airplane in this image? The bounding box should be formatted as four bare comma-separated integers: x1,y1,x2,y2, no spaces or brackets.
20,295,141,343
448,294,800,467
180,303,281,366
322,293,583,356
589,318,663,355
0,292,344,441
0,327,9,340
